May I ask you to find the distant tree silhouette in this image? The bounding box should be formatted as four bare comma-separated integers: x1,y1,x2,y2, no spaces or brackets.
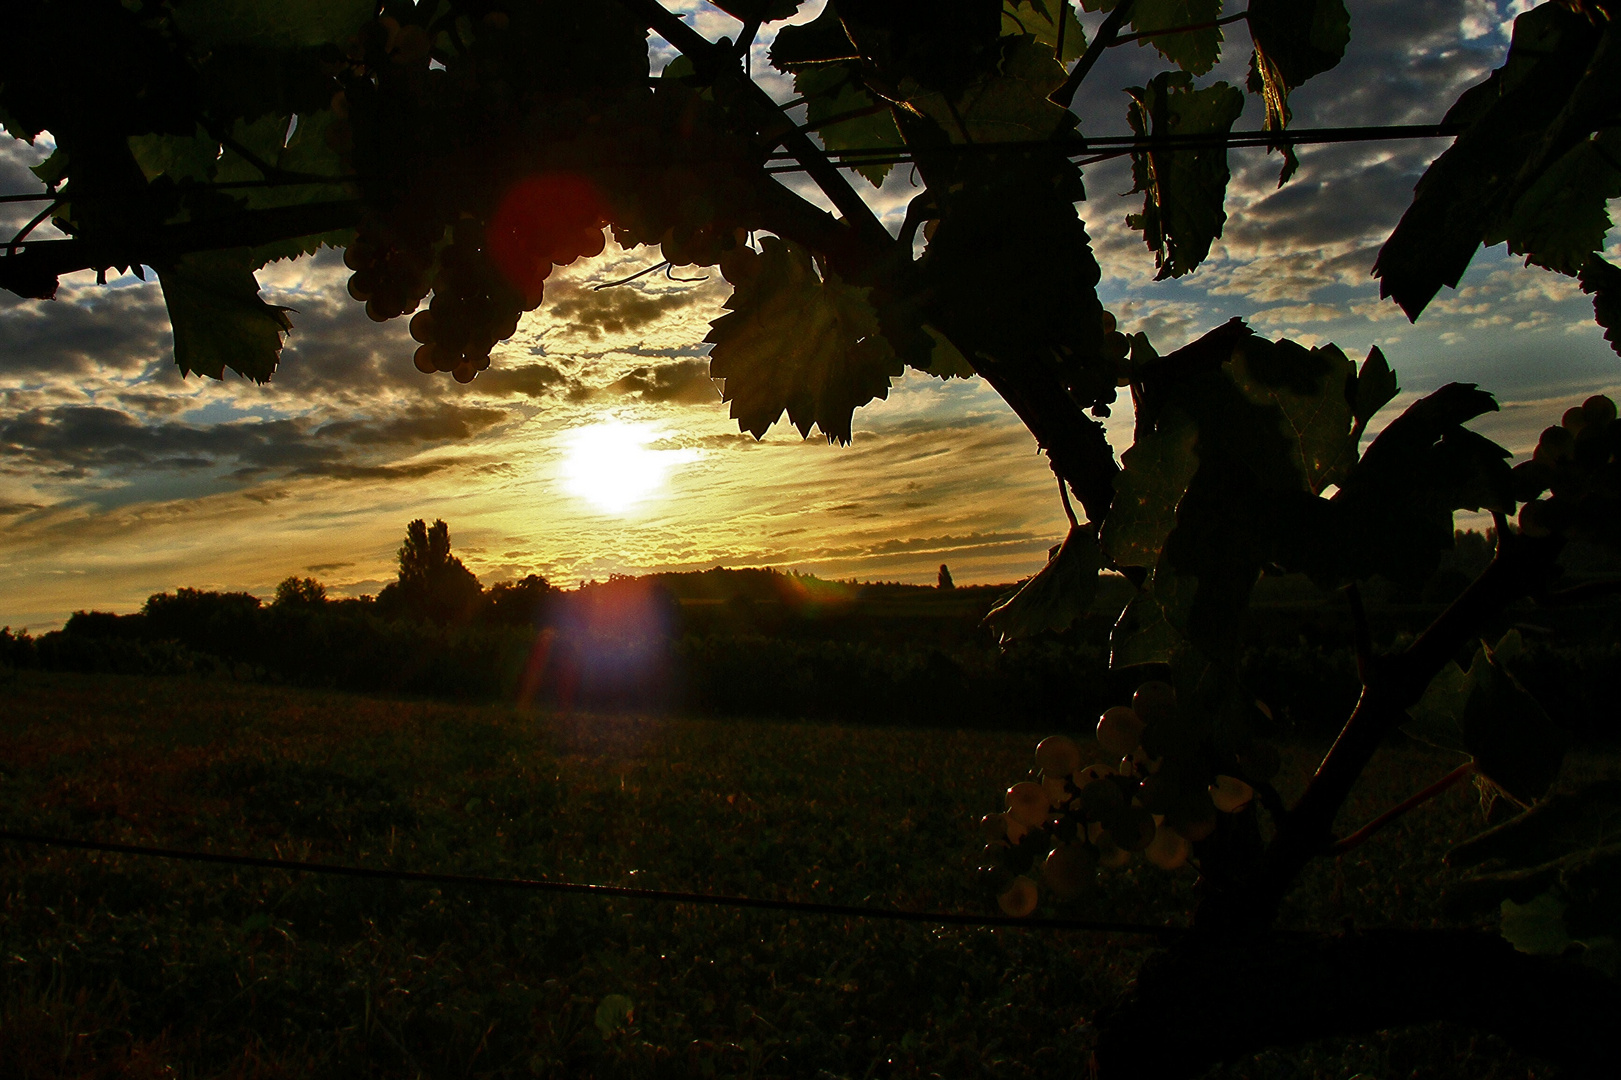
377,519,482,624
482,573,553,626
272,576,327,607
937,564,955,590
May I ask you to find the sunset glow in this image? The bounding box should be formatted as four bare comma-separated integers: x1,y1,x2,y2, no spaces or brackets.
559,421,699,515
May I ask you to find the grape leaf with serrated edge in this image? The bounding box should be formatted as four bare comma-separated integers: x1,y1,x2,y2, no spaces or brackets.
1373,2,1602,319
1002,0,1087,65
706,238,903,444
1101,408,1199,569
1352,345,1399,431
794,63,904,187
158,249,294,383
1246,0,1350,173
1126,72,1244,279
983,525,1102,642
1229,337,1357,494
902,36,1076,144
1485,130,1621,276
1130,0,1223,76
1579,256,1621,356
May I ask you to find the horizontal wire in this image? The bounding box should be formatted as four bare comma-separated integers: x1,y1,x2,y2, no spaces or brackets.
0,828,1189,937
0,124,1461,206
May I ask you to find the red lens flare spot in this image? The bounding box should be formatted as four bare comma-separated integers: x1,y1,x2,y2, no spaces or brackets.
487,174,606,306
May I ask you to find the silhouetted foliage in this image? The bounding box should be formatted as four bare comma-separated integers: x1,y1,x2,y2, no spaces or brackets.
376,519,483,625
273,576,328,607
938,564,956,590
481,574,554,627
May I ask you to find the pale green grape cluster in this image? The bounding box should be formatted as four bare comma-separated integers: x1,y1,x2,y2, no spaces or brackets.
977,680,1277,916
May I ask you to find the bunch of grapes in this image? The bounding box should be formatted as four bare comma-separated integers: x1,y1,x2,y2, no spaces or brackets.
408,220,527,384
978,680,1277,917
343,228,434,324
1515,394,1621,546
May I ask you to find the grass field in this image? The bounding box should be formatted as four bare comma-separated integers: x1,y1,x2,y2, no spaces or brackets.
0,670,1608,1078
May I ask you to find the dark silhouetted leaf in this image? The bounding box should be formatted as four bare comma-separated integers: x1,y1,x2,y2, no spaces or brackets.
1486,131,1621,276
795,62,904,186
711,0,803,24
769,4,859,68
158,250,293,383
169,0,374,49
1130,0,1223,76
1374,3,1601,318
1579,255,1621,356
1465,637,1568,806
1352,345,1399,430
984,526,1101,642
1126,72,1244,279
903,36,1076,144
1230,337,1356,494
706,238,902,444
1002,0,1086,65
1110,585,1182,668
1101,408,1199,569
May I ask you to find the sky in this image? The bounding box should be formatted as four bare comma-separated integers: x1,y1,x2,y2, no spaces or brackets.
3,0,1619,630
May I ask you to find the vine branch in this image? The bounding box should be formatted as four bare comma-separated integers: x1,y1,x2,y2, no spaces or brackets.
1052,0,1138,109
613,0,893,253
1328,760,1475,856
1111,11,1247,46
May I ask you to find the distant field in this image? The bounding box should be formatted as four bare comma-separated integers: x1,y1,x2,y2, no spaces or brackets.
0,671,1606,1078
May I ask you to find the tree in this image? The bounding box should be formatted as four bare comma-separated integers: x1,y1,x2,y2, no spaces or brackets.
937,563,955,590
272,575,328,607
5,0,1621,1073
377,518,483,624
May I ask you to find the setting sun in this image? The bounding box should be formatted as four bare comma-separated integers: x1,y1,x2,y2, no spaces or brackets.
558,421,699,515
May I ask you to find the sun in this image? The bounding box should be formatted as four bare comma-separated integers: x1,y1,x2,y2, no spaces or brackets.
558,421,698,515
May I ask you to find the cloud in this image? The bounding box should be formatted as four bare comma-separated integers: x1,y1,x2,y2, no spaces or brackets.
604,358,719,404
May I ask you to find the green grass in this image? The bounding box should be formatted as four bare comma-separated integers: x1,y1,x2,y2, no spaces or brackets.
0,671,1607,1078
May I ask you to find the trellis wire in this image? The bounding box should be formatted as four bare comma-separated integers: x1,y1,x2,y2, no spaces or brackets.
0,827,1188,938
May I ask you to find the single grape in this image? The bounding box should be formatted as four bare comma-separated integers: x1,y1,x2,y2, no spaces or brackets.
979,813,1009,843
1096,706,1145,758
1007,781,1050,827
1563,406,1589,434
997,875,1040,917
1005,817,1029,845
413,345,438,374
1041,773,1070,808
1534,425,1575,466
1518,500,1552,538
453,362,476,384
1094,832,1133,868
1036,734,1082,776
1122,746,1161,776
410,309,435,344
1100,310,1117,334
1584,395,1617,426
1209,774,1254,813
1042,842,1098,899
1144,822,1191,870
1132,681,1177,726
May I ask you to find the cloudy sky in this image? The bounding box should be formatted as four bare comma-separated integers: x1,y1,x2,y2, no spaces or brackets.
3,0,1618,630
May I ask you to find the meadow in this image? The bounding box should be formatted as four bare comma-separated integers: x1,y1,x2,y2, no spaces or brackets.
1,670,1607,1078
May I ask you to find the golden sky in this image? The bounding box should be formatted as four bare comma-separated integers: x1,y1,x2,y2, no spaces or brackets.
3,0,1620,630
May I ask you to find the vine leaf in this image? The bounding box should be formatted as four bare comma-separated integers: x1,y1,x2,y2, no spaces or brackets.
1293,383,1513,588
1246,0,1349,182
1405,630,1567,806
1373,2,1601,318
1126,72,1244,279
1110,583,1182,668
984,525,1102,642
1485,131,1621,276
1579,255,1621,357
902,36,1076,144
1230,337,1356,494
1002,0,1087,65
169,0,374,49
1444,781,1621,966
768,4,859,68
1100,408,1199,569
794,62,904,187
1129,0,1224,76
917,325,976,379
158,250,293,383
1351,345,1399,431
706,238,902,444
